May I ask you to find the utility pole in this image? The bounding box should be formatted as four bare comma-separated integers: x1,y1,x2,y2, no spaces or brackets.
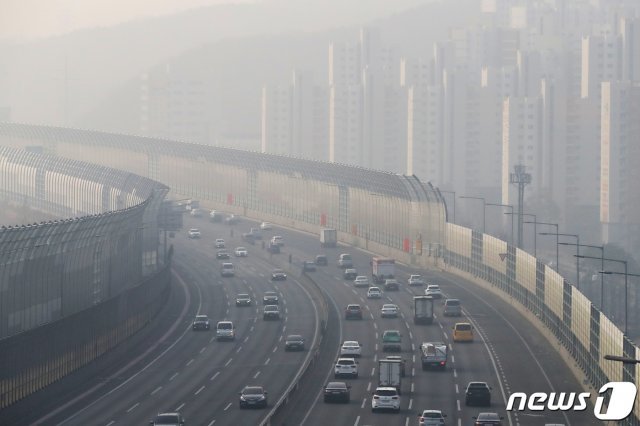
509,164,531,249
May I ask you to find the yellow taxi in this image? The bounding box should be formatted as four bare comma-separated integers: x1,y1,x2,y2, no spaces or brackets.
452,322,474,342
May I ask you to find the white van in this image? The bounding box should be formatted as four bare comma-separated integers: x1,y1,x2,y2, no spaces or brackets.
216,321,235,341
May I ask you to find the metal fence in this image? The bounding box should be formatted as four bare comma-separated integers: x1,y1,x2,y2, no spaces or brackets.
0,144,170,410
1,123,638,423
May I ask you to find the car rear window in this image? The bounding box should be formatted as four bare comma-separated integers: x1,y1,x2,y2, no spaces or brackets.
337,359,355,365
340,254,352,260
446,300,460,306
376,389,398,396
217,322,232,329
243,387,263,394
456,323,472,331
155,415,180,422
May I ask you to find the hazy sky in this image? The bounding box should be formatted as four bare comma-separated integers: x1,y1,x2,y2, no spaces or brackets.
1,0,257,41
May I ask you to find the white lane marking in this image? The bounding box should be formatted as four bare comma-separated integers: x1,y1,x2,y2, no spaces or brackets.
253,371,261,379
455,384,459,394
225,358,233,366
265,357,271,365
405,417,410,426
209,336,216,343
361,398,367,408
453,369,457,378
210,371,220,381
411,367,415,377
354,415,360,426
371,367,375,376
207,420,216,426
373,354,377,362
105,421,115,426
405,321,410,329
412,354,416,363
375,343,378,351
244,336,249,343
443,332,448,339
456,400,461,411
151,386,162,395
250,326,255,331
409,331,413,339
186,359,194,366
451,355,455,363
200,347,206,354
195,385,205,395
370,312,374,319
126,402,139,413
273,346,278,353
236,346,242,353
373,323,378,329
367,382,372,391
411,343,415,351
408,398,413,409
282,325,287,332
375,332,379,339
411,382,414,392
169,372,178,381
175,402,185,411
224,402,232,411
457,420,461,426
352,289,358,295
279,335,283,342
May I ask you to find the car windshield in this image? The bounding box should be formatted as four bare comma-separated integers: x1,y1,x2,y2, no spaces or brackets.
237,294,249,299
446,300,460,306
265,292,277,297
428,285,440,290
217,322,232,329
422,412,442,418
343,341,358,346
195,315,208,320
155,414,180,423
243,387,263,394
326,382,347,389
287,335,303,340
383,331,400,341
274,270,284,273
347,305,360,310
456,324,472,331
223,263,233,268
337,359,354,365
382,304,396,309
237,247,246,250
265,306,278,311
375,389,397,396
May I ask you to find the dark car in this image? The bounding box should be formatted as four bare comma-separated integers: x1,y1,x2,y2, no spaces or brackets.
192,315,210,331
465,382,492,406
473,412,504,425
149,412,185,425
263,291,279,305
239,386,268,408
235,293,252,307
267,242,280,253
343,268,358,280
345,304,363,320
384,279,399,291
263,305,281,320
284,334,305,351
303,261,316,272
315,255,328,266
271,269,287,281
216,250,230,260
225,214,240,225
324,381,351,403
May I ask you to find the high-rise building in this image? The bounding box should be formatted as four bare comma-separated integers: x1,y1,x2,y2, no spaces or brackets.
600,81,640,250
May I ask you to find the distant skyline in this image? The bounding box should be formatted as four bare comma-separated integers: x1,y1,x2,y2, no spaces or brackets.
1,0,258,41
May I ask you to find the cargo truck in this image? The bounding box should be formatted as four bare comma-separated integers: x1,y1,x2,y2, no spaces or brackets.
413,296,434,324
320,228,337,248
371,257,395,284
378,359,402,394
420,341,448,370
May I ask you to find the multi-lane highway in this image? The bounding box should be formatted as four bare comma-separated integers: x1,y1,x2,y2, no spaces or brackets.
7,212,598,426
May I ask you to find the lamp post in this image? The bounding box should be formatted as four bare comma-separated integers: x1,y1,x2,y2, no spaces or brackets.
460,196,485,234
486,203,514,245
535,222,559,271
539,233,579,290
438,190,456,224
577,255,639,336
508,213,536,255
560,243,605,310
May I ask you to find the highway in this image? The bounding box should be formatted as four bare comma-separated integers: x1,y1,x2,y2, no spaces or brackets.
6,212,597,426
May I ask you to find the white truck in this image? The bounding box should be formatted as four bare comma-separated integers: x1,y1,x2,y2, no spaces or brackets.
378,359,402,394
320,228,337,248
371,257,395,284
413,296,434,324
420,341,448,370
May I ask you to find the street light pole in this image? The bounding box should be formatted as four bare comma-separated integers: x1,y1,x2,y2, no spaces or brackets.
561,243,605,310
487,203,514,245
542,232,580,289
535,222,559,271
460,196,486,234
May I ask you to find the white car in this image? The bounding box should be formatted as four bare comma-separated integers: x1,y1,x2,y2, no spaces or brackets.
367,287,382,299
371,386,400,412
271,235,284,246
380,304,399,318
187,228,201,239
408,274,425,286
334,357,358,378
340,340,362,357
354,276,369,287
418,409,447,426
215,238,225,248
425,284,443,299
260,221,273,230
235,247,248,257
